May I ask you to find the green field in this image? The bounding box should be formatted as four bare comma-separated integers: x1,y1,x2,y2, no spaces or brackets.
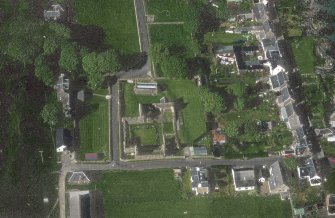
204,32,255,45
146,0,194,22
162,80,206,144
150,24,199,57
123,83,163,117
130,124,162,145
79,96,109,159
91,170,292,218
292,37,316,74
74,0,139,54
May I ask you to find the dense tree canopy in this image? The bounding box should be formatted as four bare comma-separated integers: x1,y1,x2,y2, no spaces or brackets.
40,97,63,127
59,43,79,72
34,55,54,86
82,49,120,89
199,87,224,114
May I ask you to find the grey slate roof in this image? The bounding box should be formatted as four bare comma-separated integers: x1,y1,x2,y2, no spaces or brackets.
56,128,72,148
270,71,286,89
233,168,256,188
215,45,234,55
268,161,288,193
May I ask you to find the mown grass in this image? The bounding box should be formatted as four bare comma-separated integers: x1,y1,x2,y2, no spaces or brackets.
130,124,161,145
150,24,198,57
74,0,139,54
79,96,109,159
162,80,206,144
292,37,316,74
92,170,292,218
204,32,255,45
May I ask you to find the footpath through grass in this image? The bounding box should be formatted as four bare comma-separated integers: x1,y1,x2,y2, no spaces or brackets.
74,0,139,54
292,37,316,74
92,170,292,218
79,96,109,159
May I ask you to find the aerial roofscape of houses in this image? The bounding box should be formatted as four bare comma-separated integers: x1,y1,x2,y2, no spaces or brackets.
190,167,210,195
55,128,72,153
297,157,322,186
232,167,256,191
56,73,72,118
210,128,226,145
268,161,289,196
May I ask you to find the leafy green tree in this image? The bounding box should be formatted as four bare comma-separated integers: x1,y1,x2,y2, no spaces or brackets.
4,19,45,65
234,97,245,111
160,56,187,78
43,37,58,55
283,158,298,171
34,55,54,86
225,122,239,137
199,87,224,114
40,97,63,126
59,43,79,72
82,52,99,74
87,73,105,90
48,23,70,39
98,49,120,73
228,82,245,97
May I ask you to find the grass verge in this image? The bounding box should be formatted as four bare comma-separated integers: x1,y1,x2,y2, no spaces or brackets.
79,96,109,159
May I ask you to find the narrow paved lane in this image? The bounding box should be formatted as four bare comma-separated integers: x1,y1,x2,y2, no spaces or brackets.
134,0,149,53
65,156,282,172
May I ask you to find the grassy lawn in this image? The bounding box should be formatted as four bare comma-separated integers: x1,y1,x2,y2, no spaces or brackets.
163,122,174,134
150,24,198,57
123,83,163,117
204,32,255,45
292,37,316,74
91,170,292,218
146,0,193,22
162,80,206,144
130,124,162,145
74,0,139,54
79,96,109,159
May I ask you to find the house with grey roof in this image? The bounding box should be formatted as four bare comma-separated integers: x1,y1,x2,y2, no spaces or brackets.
268,161,289,194
280,102,295,122
56,74,72,118
56,128,72,153
276,86,294,107
286,114,302,130
269,71,286,91
232,167,256,191
297,157,321,186
261,38,280,59
262,21,275,39
44,4,64,21
190,167,209,195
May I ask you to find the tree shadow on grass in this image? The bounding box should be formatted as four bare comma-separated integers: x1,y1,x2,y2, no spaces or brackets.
70,24,107,51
